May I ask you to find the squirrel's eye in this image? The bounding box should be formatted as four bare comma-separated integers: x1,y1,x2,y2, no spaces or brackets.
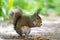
37,17,39,19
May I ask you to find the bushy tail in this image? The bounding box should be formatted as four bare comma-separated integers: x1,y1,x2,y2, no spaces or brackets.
10,8,23,27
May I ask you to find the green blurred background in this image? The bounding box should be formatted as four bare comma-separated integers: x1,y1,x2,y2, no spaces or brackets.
0,0,60,21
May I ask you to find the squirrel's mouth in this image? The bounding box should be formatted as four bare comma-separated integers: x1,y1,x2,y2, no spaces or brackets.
40,23,42,25
37,23,42,27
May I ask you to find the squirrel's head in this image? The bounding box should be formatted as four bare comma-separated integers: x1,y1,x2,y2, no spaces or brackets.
32,13,42,27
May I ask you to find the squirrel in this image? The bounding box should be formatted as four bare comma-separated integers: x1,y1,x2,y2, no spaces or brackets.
10,8,42,38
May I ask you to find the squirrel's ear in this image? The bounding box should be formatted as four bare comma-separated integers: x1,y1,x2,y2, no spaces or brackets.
33,8,41,16
33,13,38,16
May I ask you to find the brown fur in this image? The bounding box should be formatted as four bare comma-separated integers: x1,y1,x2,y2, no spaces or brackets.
10,8,42,37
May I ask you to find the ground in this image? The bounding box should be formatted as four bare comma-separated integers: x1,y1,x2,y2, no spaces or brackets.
0,17,60,40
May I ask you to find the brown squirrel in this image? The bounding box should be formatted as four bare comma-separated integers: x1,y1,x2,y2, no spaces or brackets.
10,8,42,38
